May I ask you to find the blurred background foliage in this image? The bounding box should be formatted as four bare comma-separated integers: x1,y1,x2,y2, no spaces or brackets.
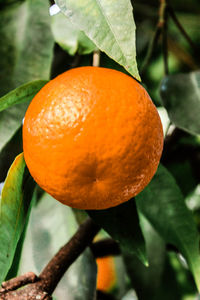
0,0,200,299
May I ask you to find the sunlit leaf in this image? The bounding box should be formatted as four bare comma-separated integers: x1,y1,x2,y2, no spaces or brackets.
51,12,96,55
55,0,140,80
5,189,37,280
0,153,35,284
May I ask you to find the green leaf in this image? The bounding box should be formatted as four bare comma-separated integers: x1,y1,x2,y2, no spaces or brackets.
0,153,35,284
123,214,166,299
0,80,47,113
88,199,148,266
18,193,97,299
0,128,22,182
160,71,200,135
51,12,96,55
0,103,28,154
136,164,200,292
0,0,54,96
165,252,197,298
0,0,54,155
55,0,140,80
5,189,37,280
0,1,24,5
186,184,200,211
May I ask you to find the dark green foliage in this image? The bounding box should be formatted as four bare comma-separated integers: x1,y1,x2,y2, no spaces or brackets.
0,0,200,299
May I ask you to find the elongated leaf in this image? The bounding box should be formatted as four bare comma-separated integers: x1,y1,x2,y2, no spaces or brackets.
5,189,37,280
88,199,148,266
55,0,140,80
0,80,48,113
0,0,53,152
51,12,96,55
0,0,53,148
0,103,28,153
136,164,200,292
123,214,166,299
160,71,200,135
0,153,35,284
19,193,97,300
0,0,53,96
0,128,22,182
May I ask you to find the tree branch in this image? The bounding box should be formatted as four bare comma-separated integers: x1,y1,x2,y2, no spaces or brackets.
0,273,38,293
159,0,169,75
141,26,162,75
141,0,169,75
0,218,100,299
167,5,196,51
39,218,100,294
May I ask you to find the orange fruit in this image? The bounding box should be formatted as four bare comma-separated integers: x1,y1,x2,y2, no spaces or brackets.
96,256,116,292
23,66,163,210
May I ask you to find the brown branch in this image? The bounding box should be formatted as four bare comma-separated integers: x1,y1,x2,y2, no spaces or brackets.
90,238,121,258
39,218,100,294
167,5,196,51
0,273,38,293
162,14,169,75
141,0,169,76
159,0,169,75
0,286,52,300
0,218,100,299
142,0,198,75
167,37,198,70
140,26,162,75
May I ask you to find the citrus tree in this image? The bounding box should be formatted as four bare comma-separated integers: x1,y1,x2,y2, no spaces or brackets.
0,0,200,299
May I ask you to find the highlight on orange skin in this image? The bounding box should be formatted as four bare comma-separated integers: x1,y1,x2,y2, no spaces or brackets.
96,256,116,292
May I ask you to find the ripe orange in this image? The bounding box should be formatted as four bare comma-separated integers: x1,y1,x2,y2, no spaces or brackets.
23,66,163,210
96,256,116,292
